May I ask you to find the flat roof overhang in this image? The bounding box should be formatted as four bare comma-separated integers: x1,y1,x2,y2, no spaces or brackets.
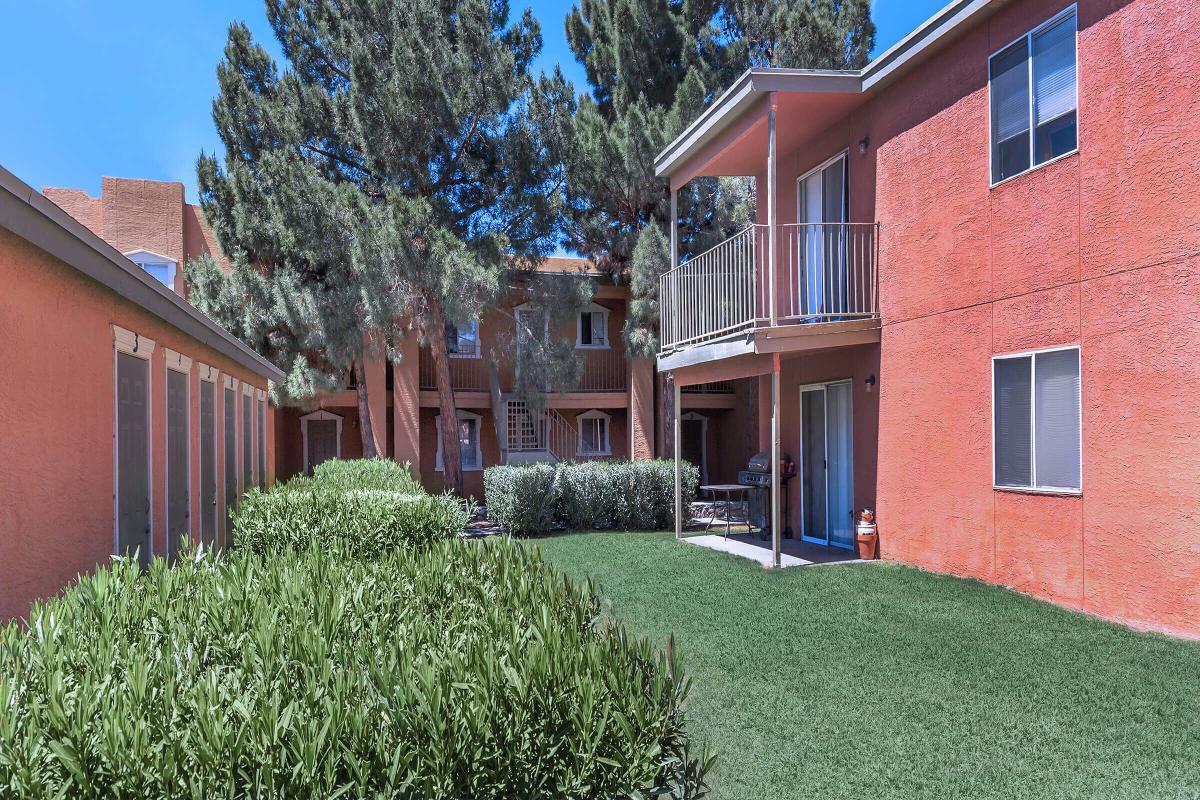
654,0,1007,184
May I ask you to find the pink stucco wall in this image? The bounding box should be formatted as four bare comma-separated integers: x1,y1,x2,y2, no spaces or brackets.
0,227,275,621
864,0,1199,637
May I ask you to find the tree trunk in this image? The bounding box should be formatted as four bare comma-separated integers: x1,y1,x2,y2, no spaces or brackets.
487,360,508,466
424,293,464,495
663,372,676,460
353,359,379,458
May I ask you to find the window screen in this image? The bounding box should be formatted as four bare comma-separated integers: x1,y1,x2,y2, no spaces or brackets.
991,10,1076,183
994,347,1081,491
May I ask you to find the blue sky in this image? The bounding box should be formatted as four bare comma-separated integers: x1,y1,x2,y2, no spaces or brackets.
0,1,942,203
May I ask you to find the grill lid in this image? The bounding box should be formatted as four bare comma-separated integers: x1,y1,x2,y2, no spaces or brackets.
746,452,772,473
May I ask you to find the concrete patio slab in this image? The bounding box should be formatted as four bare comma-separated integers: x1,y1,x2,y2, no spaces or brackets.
682,533,868,568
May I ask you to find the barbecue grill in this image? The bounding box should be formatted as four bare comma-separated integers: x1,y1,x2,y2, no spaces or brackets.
738,452,795,540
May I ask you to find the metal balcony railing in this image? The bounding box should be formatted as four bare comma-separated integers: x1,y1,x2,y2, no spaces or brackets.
659,222,879,352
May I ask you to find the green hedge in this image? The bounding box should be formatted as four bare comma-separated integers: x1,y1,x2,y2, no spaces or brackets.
0,541,709,798
232,465,468,558
310,457,425,494
484,460,698,535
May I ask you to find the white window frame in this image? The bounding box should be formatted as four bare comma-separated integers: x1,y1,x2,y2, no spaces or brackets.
435,410,484,471
576,303,611,349
987,5,1079,188
242,382,256,487
576,409,612,456
123,248,178,290
197,362,220,549
991,344,1082,495
111,325,155,559
447,318,482,359
300,409,342,475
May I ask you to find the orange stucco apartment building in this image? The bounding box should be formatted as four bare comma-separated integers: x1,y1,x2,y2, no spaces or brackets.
1,166,284,621
656,0,1199,637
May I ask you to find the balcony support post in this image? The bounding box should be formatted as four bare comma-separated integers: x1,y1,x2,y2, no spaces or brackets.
669,185,678,347
767,100,778,328
672,373,682,540
770,354,781,569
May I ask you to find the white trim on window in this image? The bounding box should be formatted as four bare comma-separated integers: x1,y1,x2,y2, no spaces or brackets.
123,248,178,289
256,388,266,401
435,410,484,472
197,362,219,384
987,5,1079,188
163,347,192,374
576,409,612,456
576,303,611,349
223,374,239,391
242,382,254,396
111,324,155,358
300,409,342,474
991,344,1082,495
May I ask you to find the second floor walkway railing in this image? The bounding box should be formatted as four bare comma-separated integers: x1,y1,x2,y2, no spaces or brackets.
659,222,879,352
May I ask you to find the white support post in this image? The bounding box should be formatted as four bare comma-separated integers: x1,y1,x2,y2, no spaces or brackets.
673,374,682,540
771,366,781,568
767,102,778,328
669,185,679,347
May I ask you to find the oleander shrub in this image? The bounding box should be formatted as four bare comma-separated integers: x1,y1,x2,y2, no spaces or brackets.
0,541,710,798
311,457,425,494
484,460,698,535
232,464,469,557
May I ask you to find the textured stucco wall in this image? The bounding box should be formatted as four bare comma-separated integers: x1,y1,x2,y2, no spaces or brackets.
864,0,1200,636
0,228,275,621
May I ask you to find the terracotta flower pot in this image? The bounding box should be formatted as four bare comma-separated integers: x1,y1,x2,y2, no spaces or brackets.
855,521,878,559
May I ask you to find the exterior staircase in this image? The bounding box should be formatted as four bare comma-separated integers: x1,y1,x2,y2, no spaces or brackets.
504,400,577,464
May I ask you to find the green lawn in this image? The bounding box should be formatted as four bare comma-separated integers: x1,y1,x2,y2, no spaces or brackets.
535,532,1200,800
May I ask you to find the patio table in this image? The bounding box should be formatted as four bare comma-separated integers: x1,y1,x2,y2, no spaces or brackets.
699,484,750,539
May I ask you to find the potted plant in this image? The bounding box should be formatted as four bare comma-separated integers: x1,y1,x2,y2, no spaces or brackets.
855,509,878,559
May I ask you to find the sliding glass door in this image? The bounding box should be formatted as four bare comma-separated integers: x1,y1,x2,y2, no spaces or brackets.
799,381,855,549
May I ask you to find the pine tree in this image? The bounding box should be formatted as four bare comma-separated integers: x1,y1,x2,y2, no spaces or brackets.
193,0,575,493
723,0,875,69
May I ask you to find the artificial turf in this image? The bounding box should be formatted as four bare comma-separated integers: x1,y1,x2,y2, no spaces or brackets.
534,532,1200,800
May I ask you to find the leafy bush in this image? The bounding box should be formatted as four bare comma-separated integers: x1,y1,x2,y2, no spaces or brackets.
232,461,468,558
484,460,698,535
0,541,709,798
311,457,424,494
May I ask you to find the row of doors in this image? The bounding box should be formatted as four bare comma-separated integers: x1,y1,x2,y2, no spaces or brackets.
116,352,263,565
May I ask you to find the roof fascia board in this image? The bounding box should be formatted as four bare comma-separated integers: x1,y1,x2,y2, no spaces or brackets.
0,166,285,382
861,0,997,91
655,0,1004,178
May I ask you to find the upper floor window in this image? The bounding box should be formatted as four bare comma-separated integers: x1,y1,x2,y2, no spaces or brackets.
577,304,610,348
124,249,176,289
993,346,1081,492
446,319,480,359
989,8,1077,185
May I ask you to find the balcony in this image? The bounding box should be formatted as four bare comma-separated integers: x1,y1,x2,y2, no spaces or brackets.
418,344,628,393
658,222,879,352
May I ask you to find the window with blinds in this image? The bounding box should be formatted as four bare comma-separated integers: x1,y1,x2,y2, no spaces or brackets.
994,347,1081,491
990,8,1077,184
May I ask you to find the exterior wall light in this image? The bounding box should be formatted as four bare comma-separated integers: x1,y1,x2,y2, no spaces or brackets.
858,136,870,153
865,374,876,392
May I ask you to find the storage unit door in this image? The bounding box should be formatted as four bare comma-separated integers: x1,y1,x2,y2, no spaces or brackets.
116,353,151,567
200,381,217,546
166,369,189,558
224,386,237,543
